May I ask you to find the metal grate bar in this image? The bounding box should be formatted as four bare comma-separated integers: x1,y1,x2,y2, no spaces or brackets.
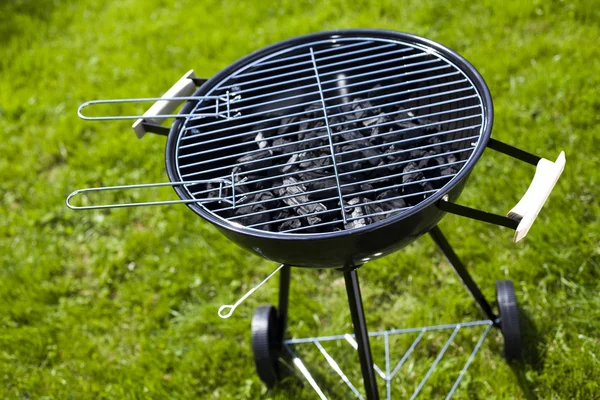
183,120,476,181
235,43,397,78
277,203,414,233
389,330,426,380
230,46,415,86
184,57,441,133
188,136,475,203
179,104,480,170
310,47,348,224
188,78,469,126
210,160,465,218
336,134,479,168
181,73,460,148
409,326,460,400
185,70,463,123
314,341,365,399
190,63,453,113
246,185,439,229
283,344,328,400
179,85,473,155
185,58,446,128
226,171,459,223
254,39,373,68
178,90,478,159
444,324,493,400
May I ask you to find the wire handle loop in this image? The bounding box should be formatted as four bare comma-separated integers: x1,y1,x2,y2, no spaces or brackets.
77,94,239,121
66,179,234,210
218,264,286,319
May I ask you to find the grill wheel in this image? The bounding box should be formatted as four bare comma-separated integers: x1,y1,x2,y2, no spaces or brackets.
251,305,283,386
496,280,523,360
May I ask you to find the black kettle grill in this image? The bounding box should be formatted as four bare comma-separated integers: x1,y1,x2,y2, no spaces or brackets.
68,30,565,399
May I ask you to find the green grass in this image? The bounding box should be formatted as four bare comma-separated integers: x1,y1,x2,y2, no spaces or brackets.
1,0,599,398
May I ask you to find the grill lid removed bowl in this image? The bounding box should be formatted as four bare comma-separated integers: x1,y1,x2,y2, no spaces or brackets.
169,31,489,236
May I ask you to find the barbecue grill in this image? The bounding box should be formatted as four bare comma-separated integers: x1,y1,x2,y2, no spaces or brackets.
67,30,565,399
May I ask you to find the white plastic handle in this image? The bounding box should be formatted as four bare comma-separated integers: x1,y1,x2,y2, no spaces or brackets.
132,69,197,138
508,151,566,242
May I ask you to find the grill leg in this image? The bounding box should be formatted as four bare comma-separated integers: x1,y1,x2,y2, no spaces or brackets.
277,265,291,340
429,225,498,322
344,268,380,400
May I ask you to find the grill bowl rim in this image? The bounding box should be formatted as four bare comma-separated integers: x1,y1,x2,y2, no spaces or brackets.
165,28,494,241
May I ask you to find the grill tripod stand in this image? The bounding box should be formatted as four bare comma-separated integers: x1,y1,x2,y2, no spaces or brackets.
250,226,521,400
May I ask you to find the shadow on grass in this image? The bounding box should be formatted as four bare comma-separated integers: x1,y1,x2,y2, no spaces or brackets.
508,306,544,400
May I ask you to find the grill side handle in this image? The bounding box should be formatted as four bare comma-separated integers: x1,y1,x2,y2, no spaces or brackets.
507,151,565,242
439,142,565,242
76,70,236,137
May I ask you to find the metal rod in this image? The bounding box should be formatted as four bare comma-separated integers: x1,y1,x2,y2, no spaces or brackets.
282,319,493,345
225,47,421,89
65,179,231,210
218,264,285,318
179,104,480,170
384,332,391,400
428,226,498,321
283,344,328,400
255,39,373,68
389,329,426,380
444,323,493,400
310,47,347,223
277,265,291,341
344,268,380,400
314,341,365,400
215,61,449,101
409,326,460,400
487,138,540,166
437,199,519,230
182,116,478,179
77,95,234,121
191,70,464,118
179,86,476,155
182,88,476,144
236,43,396,78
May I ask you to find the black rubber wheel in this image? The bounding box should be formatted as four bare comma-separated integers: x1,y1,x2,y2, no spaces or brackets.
496,280,523,360
251,305,282,387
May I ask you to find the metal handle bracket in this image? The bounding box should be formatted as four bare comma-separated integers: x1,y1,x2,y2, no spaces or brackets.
132,69,198,138
77,70,241,138
65,179,234,210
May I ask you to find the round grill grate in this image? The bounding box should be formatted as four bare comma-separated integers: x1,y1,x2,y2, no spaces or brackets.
174,36,485,235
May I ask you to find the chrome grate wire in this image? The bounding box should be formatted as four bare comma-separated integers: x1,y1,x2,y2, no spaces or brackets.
175,37,484,234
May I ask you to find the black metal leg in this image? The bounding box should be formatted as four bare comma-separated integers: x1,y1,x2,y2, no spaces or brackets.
429,226,498,322
277,265,291,340
344,268,380,400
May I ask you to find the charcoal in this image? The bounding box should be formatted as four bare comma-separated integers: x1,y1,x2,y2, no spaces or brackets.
255,132,269,150
363,202,386,222
304,102,324,119
344,197,367,230
277,177,327,226
278,218,302,231
402,162,425,183
277,116,299,135
376,190,407,211
281,153,299,173
235,191,274,226
236,150,272,171
225,85,463,233
272,137,298,155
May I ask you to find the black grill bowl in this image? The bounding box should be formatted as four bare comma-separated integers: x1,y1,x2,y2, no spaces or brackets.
165,29,493,268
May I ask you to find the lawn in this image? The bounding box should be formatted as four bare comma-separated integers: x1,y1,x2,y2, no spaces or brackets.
1,0,599,398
